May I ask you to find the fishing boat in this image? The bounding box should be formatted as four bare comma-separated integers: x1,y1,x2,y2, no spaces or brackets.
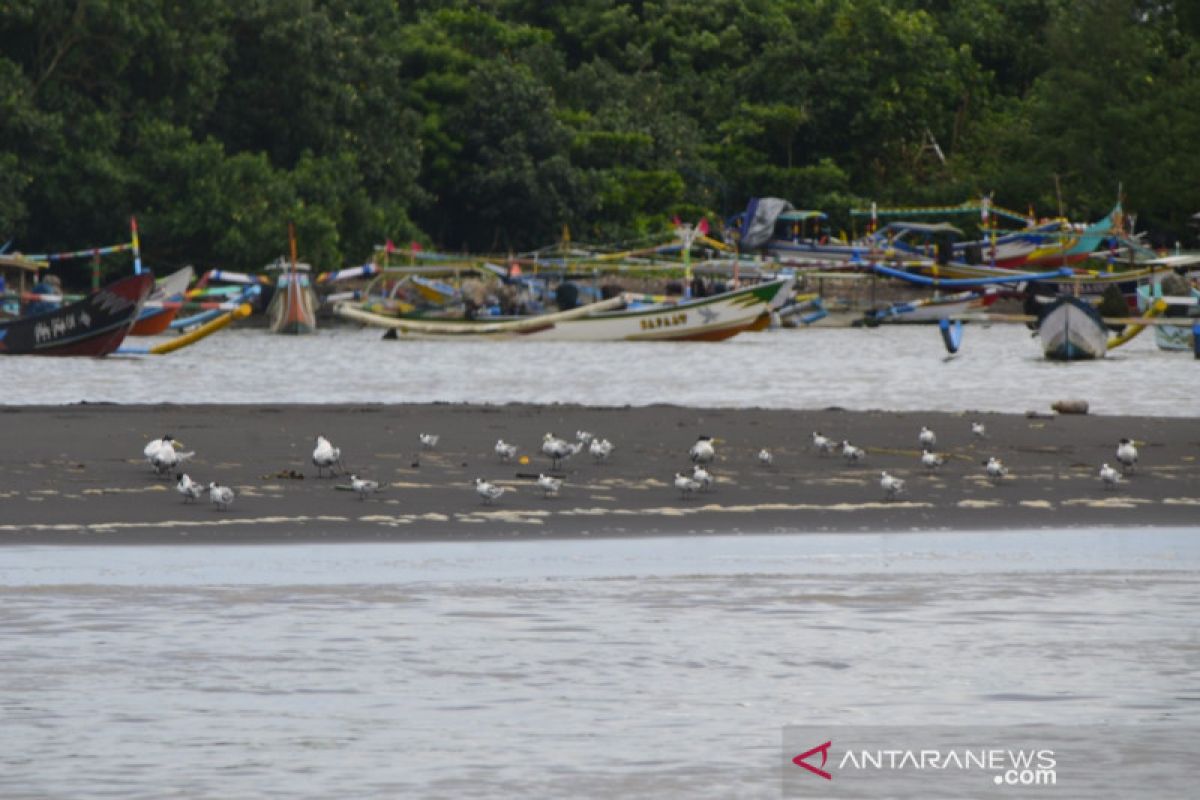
851,200,1118,269
860,289,997,325
0,253,42,319
1137,275,1200,351
266,224,317,334
267,264,317,334
336,278,793,341
129,266,194,335
0,272,154,356
1035,296,1109,361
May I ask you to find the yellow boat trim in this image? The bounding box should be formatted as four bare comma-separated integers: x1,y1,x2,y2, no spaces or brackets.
149,303,253,355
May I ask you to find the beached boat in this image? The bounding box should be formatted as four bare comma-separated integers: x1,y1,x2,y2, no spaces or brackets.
267,265,318,334
129,266,194,336
0,272,154,356
336,278,793,341
266,225,318,334
1035,296,1108,360
1137,277,1199,351
860,289,997,325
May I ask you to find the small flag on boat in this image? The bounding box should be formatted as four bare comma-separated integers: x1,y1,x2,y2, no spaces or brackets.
697,217,709,236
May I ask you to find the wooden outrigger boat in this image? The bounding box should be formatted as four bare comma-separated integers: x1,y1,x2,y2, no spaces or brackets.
0,272,154,356
129,266,194,335
267,224,317,334
860,289,997,325
1137,273,1200,351
1034,296,1110,361
335,278,794,341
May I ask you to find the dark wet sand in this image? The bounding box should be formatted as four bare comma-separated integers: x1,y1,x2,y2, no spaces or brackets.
0,403,1196,544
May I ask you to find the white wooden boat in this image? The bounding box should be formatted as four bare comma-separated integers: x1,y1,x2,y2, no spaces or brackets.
335,278,793,341
1036,296,1108,360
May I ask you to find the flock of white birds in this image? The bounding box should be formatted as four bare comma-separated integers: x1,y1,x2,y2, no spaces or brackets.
146,420,1140,512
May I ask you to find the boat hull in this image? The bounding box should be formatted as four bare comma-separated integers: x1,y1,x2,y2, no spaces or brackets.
1137,283,1198,351
267,277,318,334
130,306,180,336
863,290,996,324
0,273,154,356
129,267,193,336
1038,297,1108,361
523,280,792,341
338,279,793,342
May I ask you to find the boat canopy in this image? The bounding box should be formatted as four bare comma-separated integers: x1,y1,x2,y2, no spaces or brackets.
0,254,41,273
737,197,794,250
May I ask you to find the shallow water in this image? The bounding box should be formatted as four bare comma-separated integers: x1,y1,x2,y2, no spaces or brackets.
2,530,1198,798
1,324,1194,415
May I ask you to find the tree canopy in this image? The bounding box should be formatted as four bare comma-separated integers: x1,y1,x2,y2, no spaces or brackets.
1,0,1196,275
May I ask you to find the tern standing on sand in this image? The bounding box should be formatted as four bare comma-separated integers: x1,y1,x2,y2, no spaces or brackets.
985,457,1009,481
674,471,701,499
475,478,506,505
1116,439,1138,473
881,471,905,500
150,442,194,476
176,473,204,503
841,440,865,463
542,433,579,469
536,474,562,498
590,437,614,463
495,439,518,462
690,436,715,465
208,482,235,511
812,431,836,455
921,450,945,471
1099,463,1121,489
312,435,343,477
350,474,380,500
145,434,192,475
918,426,936,451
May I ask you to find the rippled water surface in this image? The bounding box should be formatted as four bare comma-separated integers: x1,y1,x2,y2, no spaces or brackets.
3,530,1198,798
2,324,1195,415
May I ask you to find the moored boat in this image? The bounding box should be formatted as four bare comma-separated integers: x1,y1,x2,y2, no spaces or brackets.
1036,296,1108,361
528,277,793,341
267,265,318,334
336,278,793,341
0,272,154,356
860,289,997,325
267,224,318,334
129,266,194,336
1137,275,1199,351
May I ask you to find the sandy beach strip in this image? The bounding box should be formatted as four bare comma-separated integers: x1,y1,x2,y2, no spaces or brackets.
0,403,1196,544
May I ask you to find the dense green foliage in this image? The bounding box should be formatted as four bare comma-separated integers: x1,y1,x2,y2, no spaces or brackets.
1,0,1197,275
